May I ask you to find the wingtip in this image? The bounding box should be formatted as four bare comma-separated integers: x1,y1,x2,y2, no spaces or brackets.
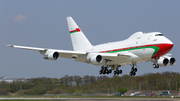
5,44,14,47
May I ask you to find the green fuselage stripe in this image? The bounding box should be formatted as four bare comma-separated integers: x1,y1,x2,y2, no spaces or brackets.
104,46,160,58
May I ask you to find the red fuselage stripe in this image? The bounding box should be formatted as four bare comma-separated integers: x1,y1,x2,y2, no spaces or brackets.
99,43,173,59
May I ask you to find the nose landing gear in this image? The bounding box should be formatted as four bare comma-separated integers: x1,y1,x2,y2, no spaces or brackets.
153,58,160,68
153,64,159,68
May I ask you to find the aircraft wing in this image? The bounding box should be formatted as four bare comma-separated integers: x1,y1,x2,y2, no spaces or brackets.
6,45,86,59
6,45,131,62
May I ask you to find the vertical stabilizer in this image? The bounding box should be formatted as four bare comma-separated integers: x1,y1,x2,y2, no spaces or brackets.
67,17,92,51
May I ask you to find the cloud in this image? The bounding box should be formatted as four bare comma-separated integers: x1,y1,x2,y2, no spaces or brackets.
13,14,27,23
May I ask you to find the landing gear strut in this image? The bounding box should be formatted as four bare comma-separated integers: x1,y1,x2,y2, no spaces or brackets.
129,64,137,76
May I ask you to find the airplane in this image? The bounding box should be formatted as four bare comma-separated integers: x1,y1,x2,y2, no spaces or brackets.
6,16,175,76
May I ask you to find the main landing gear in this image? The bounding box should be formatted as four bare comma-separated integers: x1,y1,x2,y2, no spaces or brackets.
99,66,112,74
113,67,122,75
99,64,138,76
129,64,138,76
99,65,122,75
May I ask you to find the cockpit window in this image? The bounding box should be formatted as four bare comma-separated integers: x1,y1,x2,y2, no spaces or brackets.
155,34,163,36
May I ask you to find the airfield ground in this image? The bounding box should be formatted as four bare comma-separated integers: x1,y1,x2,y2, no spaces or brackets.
0,96,180,101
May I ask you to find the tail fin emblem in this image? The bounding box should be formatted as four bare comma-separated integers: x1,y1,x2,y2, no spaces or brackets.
70,28,81,34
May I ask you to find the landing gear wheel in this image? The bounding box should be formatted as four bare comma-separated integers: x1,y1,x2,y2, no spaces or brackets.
116,70,120,75
134,68,137,72
114,71,116,75
102,69,106,74
119,70,122,74
153,64,156,68
99,70,102,74
153,64,159,68
156,64,159,68
133,72,136,76
130,72,133,76
109,69,112,73
105,69,108,74
130,71,136,76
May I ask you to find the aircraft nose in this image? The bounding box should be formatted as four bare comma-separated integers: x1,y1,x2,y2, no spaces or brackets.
166,43,173,50
165,38,173,50
162,43,173,55
152,43,173,58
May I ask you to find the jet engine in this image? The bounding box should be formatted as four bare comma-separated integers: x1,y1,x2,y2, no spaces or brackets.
165,56,176,66
157,57,169,67
86,53,105,65
43,50,60,60
157,56,176,67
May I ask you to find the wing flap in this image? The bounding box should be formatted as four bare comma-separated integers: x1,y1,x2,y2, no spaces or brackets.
99,52,131,59
57,50,86,59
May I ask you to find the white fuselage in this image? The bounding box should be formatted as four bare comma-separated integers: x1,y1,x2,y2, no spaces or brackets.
85,32,173,66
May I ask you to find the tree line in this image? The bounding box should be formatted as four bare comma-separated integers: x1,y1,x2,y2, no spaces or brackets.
0,71,180,95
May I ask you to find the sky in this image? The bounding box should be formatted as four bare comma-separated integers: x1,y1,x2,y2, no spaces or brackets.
0,0,180,78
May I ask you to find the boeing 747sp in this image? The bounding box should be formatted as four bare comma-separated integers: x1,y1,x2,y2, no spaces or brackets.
6,17,175,76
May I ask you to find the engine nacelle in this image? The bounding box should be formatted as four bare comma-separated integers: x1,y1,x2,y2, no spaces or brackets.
86,53,105,65
157,56,176,67
157,57,169,67
44,50,60,60
164,56,176,66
